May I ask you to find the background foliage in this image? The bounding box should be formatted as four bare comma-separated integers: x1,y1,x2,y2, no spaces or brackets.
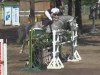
82,0,98,5
2,0,99,5
63,0,98,5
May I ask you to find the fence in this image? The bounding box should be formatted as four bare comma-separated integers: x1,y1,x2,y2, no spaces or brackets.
0,5,95,25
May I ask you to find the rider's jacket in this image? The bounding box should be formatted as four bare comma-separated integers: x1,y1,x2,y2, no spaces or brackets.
44,7,60,21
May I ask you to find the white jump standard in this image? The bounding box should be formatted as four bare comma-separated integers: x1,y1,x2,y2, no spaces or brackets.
47,30,64,69
68,19,82,62
47,16,82,69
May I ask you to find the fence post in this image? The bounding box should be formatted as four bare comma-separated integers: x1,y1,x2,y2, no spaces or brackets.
3,41,7,75
29,28,34,68
0,39,7,75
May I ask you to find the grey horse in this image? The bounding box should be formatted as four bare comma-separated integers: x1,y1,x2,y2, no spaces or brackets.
17,15,76,53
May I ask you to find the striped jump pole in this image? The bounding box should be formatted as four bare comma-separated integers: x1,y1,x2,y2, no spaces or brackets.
0,39,7,75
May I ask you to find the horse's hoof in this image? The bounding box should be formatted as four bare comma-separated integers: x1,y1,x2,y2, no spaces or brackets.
19,51,22,54
19,50,23,54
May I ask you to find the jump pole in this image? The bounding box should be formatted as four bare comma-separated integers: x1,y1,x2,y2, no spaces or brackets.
0,39,7,75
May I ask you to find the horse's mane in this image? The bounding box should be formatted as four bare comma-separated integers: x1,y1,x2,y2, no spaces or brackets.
51,15,74,30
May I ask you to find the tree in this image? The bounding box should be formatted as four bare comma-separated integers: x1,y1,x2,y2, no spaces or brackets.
30,0,35,23
3,0,19,1
50,0,62,8
55,0,62,8
75,0,82,32
68,0,73,15
82,0,98,5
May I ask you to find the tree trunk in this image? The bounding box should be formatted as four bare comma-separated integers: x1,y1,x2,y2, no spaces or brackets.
75,0,82,32
55,0,62,8
68,0,72,15
30,0,35,23
50,0,62,8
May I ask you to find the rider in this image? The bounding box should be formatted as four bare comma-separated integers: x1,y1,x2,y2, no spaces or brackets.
45,7,60,21
42,7,61,31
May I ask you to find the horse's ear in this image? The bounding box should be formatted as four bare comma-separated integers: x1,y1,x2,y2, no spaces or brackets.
74,17,78,20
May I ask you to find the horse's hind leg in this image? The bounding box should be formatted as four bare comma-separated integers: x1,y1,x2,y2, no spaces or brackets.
19,39,27,54
19,38,28,54
19,44,24,54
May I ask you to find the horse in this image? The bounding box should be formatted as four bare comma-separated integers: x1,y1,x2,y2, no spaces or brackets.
17,15,76,54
